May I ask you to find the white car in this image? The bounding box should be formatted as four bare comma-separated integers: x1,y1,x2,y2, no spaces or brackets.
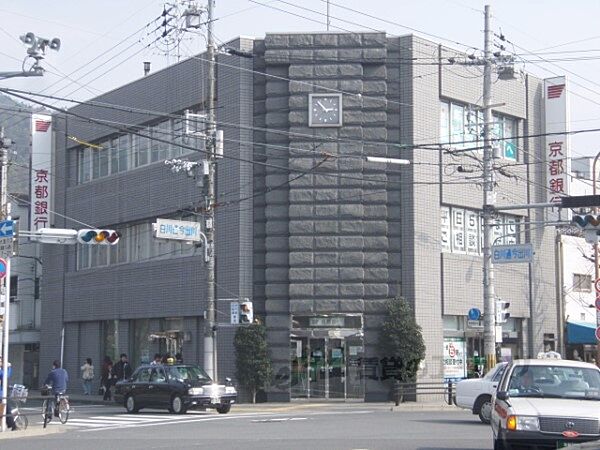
491,358,600,450
455,362,507,423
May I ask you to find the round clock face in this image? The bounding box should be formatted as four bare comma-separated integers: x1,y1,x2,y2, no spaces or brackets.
310,95,342,127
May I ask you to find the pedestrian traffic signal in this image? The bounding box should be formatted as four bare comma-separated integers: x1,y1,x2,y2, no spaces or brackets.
77,229,120,245
496,299,510,324
239,301,253,324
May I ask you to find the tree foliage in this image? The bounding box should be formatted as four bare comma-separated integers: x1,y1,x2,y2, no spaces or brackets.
233,322,273,403
377,297,426,382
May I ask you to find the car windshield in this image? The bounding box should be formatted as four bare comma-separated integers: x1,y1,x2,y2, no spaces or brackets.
507,365,600,400
167,366,212,383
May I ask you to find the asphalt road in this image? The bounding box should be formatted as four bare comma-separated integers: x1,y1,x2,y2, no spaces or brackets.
0,402,494,450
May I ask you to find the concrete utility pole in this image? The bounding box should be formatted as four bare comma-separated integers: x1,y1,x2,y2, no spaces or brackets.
204,0,218,382
481,4,497,371
0,129,11,432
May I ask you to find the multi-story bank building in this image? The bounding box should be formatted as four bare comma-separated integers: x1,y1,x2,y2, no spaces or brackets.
41,32,560,401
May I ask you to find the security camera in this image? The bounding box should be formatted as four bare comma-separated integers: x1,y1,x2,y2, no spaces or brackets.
20,32,35,45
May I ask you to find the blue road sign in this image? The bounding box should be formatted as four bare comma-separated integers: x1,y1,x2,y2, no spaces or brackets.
468,308,481,321
0,220,14,238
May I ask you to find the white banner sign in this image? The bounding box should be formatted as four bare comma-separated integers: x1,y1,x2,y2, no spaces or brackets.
544,76,570,220
30,114,53,231
443,338,466,380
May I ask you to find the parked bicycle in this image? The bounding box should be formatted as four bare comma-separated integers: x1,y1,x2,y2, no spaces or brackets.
8,384,28,430
41,385,70,428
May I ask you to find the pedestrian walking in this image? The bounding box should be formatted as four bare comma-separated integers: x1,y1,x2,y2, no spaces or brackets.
100,356,113,401
80,358,94,395
150,353,162,365
113,353,132,381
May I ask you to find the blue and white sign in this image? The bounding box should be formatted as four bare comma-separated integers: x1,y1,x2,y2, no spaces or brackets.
492,243,534,264
468,308,481,321
154,218,202,242
0,220,14,238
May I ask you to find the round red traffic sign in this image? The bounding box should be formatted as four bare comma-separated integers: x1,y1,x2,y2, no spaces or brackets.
596,298,600,311
595,278,600,293
0,258,6,280
596,327,600,342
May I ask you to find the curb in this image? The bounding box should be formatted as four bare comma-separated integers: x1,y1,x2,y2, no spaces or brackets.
0,427,63,440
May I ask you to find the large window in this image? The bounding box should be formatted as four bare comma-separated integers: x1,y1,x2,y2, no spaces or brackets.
441,205,521,255
77,115,202,185
440,100,518,160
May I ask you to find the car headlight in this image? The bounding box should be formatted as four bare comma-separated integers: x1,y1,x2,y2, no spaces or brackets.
188,387,204,395
507,415,540,432
225,386,236,394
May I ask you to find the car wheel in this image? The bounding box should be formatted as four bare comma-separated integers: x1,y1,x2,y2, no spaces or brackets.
216,404,231,414
125,395,139,414
476,395,493,424
170,395,187,415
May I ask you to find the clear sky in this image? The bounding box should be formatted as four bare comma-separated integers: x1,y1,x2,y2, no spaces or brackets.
1,0,600,157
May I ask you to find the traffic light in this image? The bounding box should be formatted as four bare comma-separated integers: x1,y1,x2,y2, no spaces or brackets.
77,229,120,245
239,301,253,324
571,215,600,243
496,299,510,324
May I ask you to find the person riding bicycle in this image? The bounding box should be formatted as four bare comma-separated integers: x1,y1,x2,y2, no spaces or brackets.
44,360,69,417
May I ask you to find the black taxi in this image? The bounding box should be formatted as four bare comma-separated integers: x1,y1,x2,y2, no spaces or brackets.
114,363,237,414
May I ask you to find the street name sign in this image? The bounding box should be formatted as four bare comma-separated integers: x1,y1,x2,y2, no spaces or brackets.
492,243,534,264
154,218,202,242
467,319,484,329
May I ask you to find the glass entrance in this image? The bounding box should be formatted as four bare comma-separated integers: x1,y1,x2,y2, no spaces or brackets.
290,336,364,399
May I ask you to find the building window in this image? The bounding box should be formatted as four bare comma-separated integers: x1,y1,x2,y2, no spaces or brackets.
440,100,518,160
441,205,521,255
573,273,592,292
9,276,17,301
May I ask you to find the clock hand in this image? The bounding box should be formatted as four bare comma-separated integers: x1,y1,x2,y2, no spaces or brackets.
316,101,329,112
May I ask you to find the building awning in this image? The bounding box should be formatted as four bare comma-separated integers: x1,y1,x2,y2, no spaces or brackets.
567,321,597,345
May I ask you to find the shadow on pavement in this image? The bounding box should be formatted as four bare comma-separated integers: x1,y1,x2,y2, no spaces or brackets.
415,418,485,427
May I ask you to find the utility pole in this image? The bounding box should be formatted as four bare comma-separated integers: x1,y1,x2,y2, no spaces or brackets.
0,129,11,432
481,4,497,371
204,0,218,382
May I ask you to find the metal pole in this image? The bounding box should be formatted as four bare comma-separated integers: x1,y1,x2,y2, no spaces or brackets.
0,128,9,432
327,0,330,31
482,4,497,371
204,0,218,382
593,152,600,366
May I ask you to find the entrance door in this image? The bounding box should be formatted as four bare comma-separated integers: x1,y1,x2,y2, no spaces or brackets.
328,339,345,398
309,339,327,398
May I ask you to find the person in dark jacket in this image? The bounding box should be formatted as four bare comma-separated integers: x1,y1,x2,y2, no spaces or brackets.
113,353,132,381
100,356,113,401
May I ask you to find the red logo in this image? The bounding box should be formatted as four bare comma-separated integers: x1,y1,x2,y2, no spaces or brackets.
35,120,51,132
547,84,565,99
562,430,580,438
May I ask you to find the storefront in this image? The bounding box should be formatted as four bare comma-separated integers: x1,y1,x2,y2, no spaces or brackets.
290,314,364,400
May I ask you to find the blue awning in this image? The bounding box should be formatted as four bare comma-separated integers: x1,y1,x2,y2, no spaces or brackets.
567,321,597,345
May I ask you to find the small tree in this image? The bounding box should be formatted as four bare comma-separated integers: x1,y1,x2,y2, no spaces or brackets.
377,297,426,382
233,322,273,403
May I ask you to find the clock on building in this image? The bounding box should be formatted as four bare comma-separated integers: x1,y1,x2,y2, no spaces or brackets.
308,93,343,127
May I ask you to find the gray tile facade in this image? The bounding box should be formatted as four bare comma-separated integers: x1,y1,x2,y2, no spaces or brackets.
41,32,556,401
